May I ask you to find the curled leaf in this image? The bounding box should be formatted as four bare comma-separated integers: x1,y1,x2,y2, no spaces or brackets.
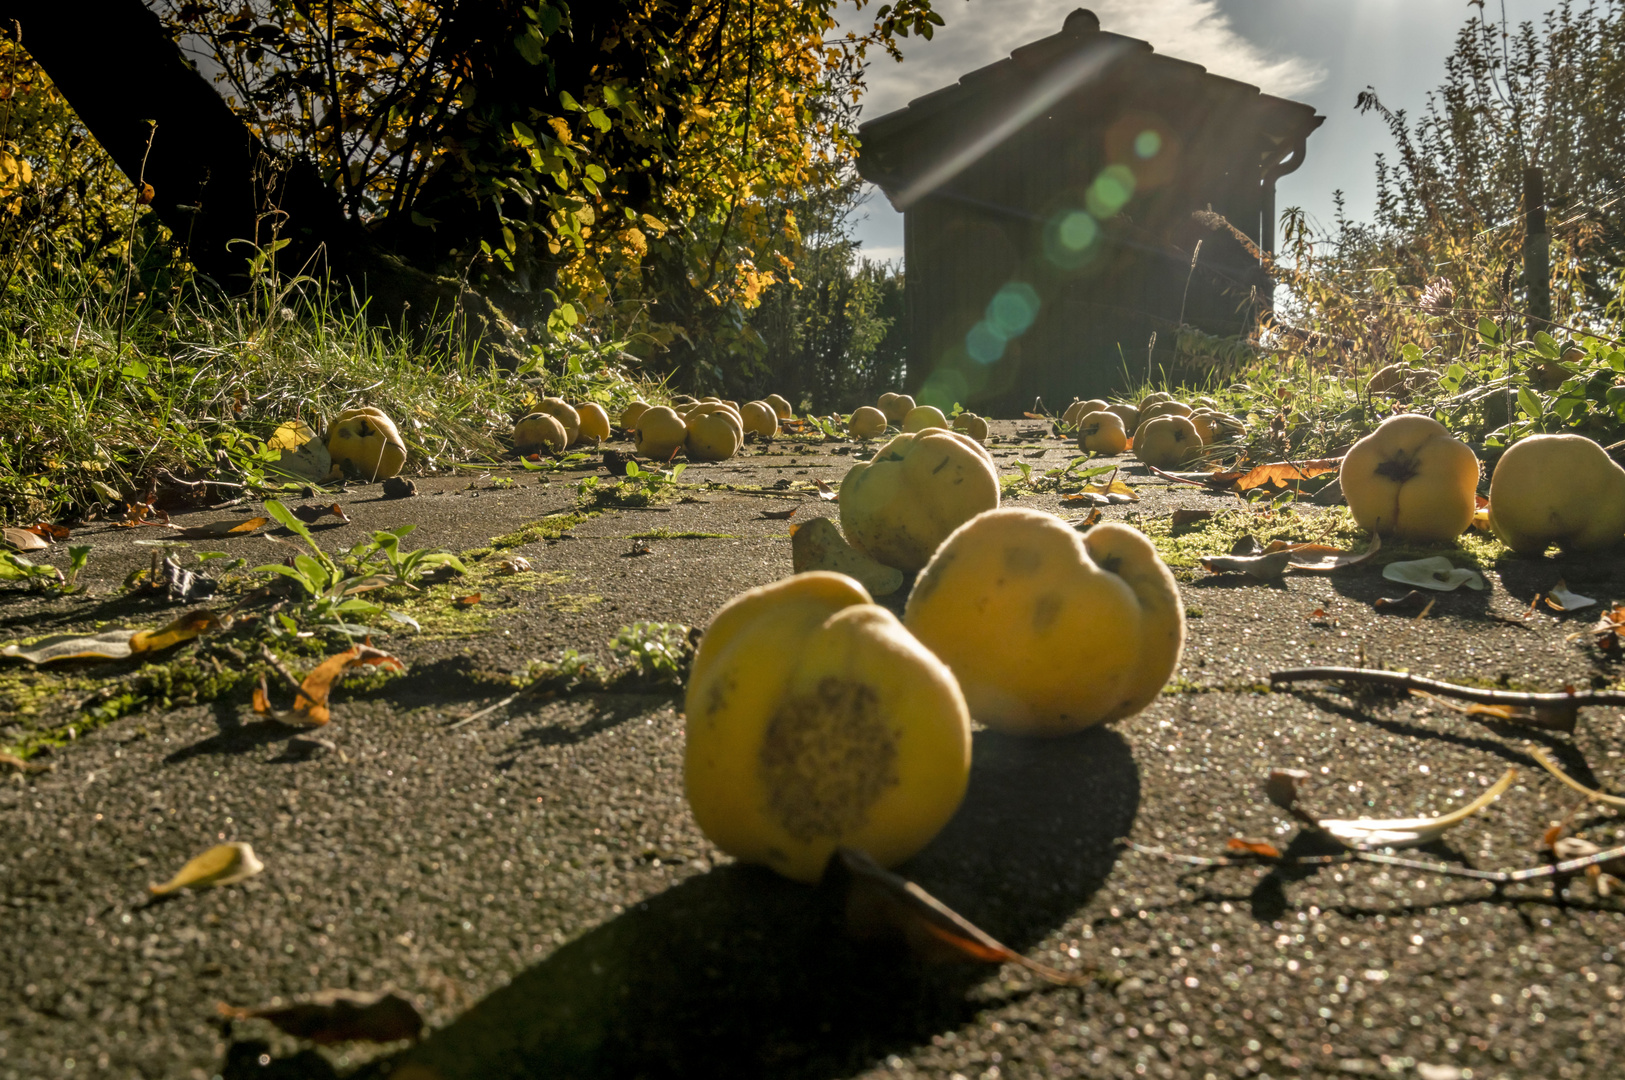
1170,508,1214,529
1226,837,1282,858
760,507,797,520
1200,550,1292,581
3,527,47,552
4,629,139,663
790,517,903,597
495,556,532,575
174,516,269,540
129,610,219,653
1315,768,1516,849
1546,579,1596,612
218,989,424,1045
1232,458,1343,492
291,503,350,526
253,644,405,727
1381,557,1485,592
1528,745,1625,810
812,479,838,501
149,841,263,895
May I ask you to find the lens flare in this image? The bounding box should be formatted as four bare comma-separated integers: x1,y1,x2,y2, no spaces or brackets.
1134,129,1162,159
1058,211,1098,252
965,322,1007,365
1086,164,1137,218
987,282,1040,338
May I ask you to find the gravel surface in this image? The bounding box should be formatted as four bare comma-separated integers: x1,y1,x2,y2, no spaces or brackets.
3,421,1624,1080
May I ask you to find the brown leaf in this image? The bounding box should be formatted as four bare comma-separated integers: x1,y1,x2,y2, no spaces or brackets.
1264,534,1382,573
1226,837,1282,858
26,522,70,542
1200,550,1293,580
760,507,797,520
3,527,47,552
1170,508,1214,529
136,182,155,205
267,644,406,727
1232,458,1343,492
173,515,269,540
1265,768,1311,812
219,989,424,1045
812,479,838,501
117,502,172,528
831,847,1088,985
454,593,482,607
1374,590,1430,611
291,504,351,525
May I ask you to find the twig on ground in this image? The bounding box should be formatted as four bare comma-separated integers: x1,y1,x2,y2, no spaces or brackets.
1121,839,1625,886
1270,666,1625,733
257,644,310,702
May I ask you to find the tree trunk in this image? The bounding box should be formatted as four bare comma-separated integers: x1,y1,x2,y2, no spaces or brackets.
0,0,524,362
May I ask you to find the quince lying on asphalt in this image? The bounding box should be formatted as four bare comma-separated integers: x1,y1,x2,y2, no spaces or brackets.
619,400,651,429
905,509,1184,736
685,572,972,883
840,429,999,572
902,404,950,433
1076,410,1128,454
634,405,687,460
1340,414,1478,541
327,406,407,480
878,392,915,425
536,397,581,445
574,402,612,443
952,412,989,443
848,406,888,440
685,406,743,461
513,412,570,455
1133,415,1202,469
765,393,793,419
1488,433,1625,554
740,400,780,438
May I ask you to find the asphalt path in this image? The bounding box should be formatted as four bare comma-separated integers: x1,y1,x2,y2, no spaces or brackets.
3,421,1624,1080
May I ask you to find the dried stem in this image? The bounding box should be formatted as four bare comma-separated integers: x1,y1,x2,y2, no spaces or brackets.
1270,666,1625,733
1122,839,1625,886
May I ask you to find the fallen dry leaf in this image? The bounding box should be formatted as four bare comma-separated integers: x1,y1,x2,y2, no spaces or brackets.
1226,837,1283,858
812,479,838,501
1546,579,1597,612
832,847,1088,985
1200,550,1293,581
1232,458,1343,493
173,515,270,540
495,556,532,575
252,644,406,727
1381,556,1485,592
2,610,217,664
790,517,903,597
1570,604,1625,651
1528,745,1625,810
1315,768,1516,849
1170,508,1214,529
3,527,47,552
149,841,263,895
218,989,424,1045
291,503,351,526
454,593,482,607
760,507,797,520
117,502,172,529
26,522,71,542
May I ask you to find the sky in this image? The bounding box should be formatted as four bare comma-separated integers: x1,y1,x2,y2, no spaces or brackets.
843,0,1569,264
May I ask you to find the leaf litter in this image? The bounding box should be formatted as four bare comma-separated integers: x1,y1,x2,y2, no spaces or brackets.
2,610,219,664
149,842,263,895
251,644,405,727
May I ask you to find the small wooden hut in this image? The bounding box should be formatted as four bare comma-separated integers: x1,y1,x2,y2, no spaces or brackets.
856,8,1323,411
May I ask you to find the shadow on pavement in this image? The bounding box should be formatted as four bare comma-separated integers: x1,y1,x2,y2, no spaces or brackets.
225,727,1138,1080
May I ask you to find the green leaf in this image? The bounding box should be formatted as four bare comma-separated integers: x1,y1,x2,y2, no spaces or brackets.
262,499,314,544
559,91,580,112
1517,386,1544,419
1478,317,1503,345
1533,331,1560,358
587,109,611,132
1400,342,1422,365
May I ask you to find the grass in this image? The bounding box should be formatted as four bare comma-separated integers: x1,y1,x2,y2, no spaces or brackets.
0,263,658,524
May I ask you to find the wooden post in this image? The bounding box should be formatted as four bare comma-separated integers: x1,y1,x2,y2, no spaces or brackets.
1523,166,1551,336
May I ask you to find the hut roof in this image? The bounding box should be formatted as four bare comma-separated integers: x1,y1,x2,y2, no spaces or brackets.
858,8,1323,210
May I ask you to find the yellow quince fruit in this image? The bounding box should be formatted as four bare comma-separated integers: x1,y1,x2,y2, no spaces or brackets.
905,509,1185,735
1488,433,1625,554
685,572,972,882
1340,414,1478,541
327,407,407,480
839,429,999,572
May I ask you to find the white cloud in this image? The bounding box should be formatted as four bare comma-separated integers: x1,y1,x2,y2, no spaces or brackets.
853,0,1324,122
1091,0,1325,98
